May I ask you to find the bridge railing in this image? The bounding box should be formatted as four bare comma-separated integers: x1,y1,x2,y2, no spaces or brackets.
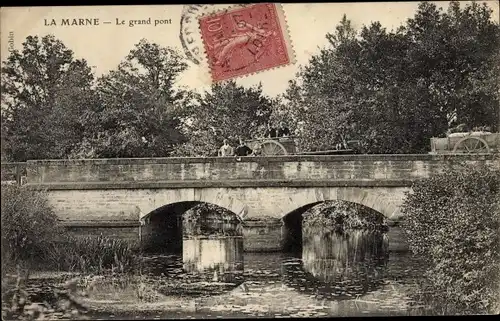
1,162,27,185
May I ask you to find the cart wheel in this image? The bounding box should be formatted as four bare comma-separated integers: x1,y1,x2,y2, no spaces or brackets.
260,140,287,156
452,137,491,154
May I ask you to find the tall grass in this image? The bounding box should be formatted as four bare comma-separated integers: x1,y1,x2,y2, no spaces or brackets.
45,235,137,274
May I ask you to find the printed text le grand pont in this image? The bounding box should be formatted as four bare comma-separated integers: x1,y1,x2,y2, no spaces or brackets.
44,18,172,27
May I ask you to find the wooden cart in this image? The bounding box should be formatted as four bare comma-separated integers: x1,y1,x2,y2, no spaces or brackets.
245,137,297,156
429,132,500,154
245,137,360,156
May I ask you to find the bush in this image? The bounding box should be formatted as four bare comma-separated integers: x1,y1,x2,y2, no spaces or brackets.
402,163,500,314
1,185,65,271
1,184,136,274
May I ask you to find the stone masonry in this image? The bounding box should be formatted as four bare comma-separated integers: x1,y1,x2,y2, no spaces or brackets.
23,154,499,251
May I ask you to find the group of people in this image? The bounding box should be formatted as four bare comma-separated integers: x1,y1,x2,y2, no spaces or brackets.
218,138,252,157
265,121,291,138
217,122,292,157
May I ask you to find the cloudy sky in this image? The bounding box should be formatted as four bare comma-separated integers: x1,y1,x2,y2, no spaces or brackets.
1,1,498,97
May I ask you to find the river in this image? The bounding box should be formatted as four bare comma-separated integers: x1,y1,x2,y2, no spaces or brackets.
5,227,430,319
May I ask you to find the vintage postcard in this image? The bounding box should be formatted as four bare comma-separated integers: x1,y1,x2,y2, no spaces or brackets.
1,1,500,319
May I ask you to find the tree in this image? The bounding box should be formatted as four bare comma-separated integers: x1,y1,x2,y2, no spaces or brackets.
73,39,190,158
404,1,500,131
402,163,500,314
174,81,274,156
285,2,500,154
1,35,96,161
279,80,305,133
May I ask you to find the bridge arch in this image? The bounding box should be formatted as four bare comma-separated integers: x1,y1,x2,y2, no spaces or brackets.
137,188,248,221
140,199,243,254
274,187,406,221
141,201,242,223
280,198,389,253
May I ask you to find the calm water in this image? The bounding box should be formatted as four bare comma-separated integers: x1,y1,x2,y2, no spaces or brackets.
8,228,429,319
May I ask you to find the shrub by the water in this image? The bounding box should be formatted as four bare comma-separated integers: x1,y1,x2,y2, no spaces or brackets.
1,185,65,272
1,184,136,274
302,201,388,233
402,163,500,315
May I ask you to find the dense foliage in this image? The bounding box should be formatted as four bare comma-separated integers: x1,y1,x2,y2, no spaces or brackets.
73,39,190,158
302,201,388,232
182,203,242,237
1,35,96,161
1,37,190,161
284,1,500,153
2,2,498,160
1,185,135,274
402,163,500,314
1,185,64,269
174,81,275,156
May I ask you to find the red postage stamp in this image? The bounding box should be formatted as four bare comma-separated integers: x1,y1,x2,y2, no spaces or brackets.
198,3,294,82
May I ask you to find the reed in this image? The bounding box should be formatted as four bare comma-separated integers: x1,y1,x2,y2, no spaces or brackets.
45,235,137,274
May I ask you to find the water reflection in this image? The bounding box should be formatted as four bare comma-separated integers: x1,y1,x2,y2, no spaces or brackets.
183,236,244,283
283,228,389,300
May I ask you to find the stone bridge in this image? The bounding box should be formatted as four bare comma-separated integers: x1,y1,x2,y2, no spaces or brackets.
6,154,499,251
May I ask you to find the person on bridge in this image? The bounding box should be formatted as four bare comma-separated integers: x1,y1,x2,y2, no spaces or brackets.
265,123,277,138
234,138,253,158
277,121,291,137
218,139,234,157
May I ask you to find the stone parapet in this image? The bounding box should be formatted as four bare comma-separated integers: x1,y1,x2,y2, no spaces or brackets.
24,154,499,189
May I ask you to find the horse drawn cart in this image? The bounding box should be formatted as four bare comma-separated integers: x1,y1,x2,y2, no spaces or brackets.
245,136,360,156
429,131,500,154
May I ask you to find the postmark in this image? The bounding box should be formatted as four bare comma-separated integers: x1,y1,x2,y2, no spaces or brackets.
198,3,295,82
179,4,247,65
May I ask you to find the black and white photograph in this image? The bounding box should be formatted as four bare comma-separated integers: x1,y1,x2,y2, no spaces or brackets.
1,1,499,319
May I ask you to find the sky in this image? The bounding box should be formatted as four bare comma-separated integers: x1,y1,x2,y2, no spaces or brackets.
1,1,499,97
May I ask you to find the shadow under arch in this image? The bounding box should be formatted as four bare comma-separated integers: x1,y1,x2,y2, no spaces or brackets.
281,201,322,254
140,201,243,254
